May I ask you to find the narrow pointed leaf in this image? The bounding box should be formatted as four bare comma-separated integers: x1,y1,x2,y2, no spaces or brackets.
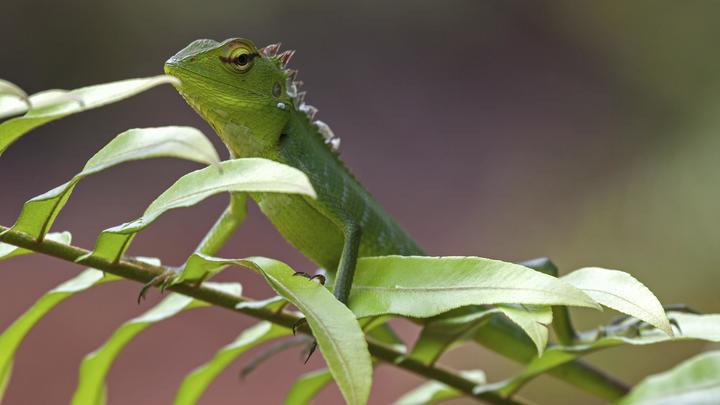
562,267,673,335
484,311,720,397
496,305,552,355
0,79,28,120
87,159,316,263
0,269,118,394
486,352,577,397
0,75,178,156
365,321,406,353
284,368,334,405
71,283,241,405
409,307,499,366
95,386,107,405
618,350,720,405
174,322,290,405
0,79,27,100
10,126,218,240
241,257,372,405
349,256,599,318
0,95,28,121
1,89,84,121
184,254,371,405
395,370,486,405
235,295,287,312
0,360,11,403
0,231,71,260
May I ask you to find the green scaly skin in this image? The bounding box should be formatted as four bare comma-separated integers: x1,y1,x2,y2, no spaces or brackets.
164,38,422,303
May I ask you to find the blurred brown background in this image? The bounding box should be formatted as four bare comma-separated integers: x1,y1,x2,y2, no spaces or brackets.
2,1,720,404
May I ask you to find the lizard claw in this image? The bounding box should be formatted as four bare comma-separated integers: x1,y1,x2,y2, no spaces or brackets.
137,268,181,304
137,281,153,304
664,304,701,315
290,318,319,362
292,317,308,335
292,271,326,285
670,317,683,334
239,336,311,379
302,340,318,364
602,303,697,337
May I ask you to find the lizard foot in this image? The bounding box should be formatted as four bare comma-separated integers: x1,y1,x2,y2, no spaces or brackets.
596,304,698,339
240,336,312,378
138,267,181,304
290,318,319,363
292,317,308,335
301,340,318,364
292,271,326,285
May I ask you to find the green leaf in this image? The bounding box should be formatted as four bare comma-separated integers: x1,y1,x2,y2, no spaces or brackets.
483,311,720,397
0,360,11,403
86,159,317,264
174,322,291,405
409,307,500,366
186,254,372,405
71,283,241,405
0,75,178,156
478,348,579,397
496,305,552,355
0,79,27,100
562,267,673,335
0,269,118,395
0,79,29,121
284,368,334,405
0,79,29,120
618,350,720,405
0,95,28,121
394,370,486,405
0,231,71,260
349,256,599,318
1,89,87,121
235,296,287,312
10,126,218,240
95,385,107,405
364,320,406,353
244,257,372,405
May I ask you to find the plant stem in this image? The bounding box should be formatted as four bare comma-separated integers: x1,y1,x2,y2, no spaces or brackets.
0,225,629,403
0,225,520,404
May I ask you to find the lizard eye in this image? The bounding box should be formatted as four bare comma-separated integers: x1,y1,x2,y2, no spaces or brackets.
222,45,257,73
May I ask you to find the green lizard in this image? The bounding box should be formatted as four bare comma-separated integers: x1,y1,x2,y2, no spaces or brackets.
164,38,423,305
162,38,627,398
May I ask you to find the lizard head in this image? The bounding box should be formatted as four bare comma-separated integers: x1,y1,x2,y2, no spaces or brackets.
164,38,296,156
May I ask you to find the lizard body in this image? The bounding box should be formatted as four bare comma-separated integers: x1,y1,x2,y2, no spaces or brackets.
165,38,421,302
162,38,629,401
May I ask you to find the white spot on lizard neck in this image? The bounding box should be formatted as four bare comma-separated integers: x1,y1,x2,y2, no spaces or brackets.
328,137,341,151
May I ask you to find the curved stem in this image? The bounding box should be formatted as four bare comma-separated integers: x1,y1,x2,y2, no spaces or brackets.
0,225,522,404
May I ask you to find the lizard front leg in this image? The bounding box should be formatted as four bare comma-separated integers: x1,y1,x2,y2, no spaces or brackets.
295,222,362,362
292,222,361,304
333,223,362,305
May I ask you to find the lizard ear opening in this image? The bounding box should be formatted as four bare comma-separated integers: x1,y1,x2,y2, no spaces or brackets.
272,82,283,97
